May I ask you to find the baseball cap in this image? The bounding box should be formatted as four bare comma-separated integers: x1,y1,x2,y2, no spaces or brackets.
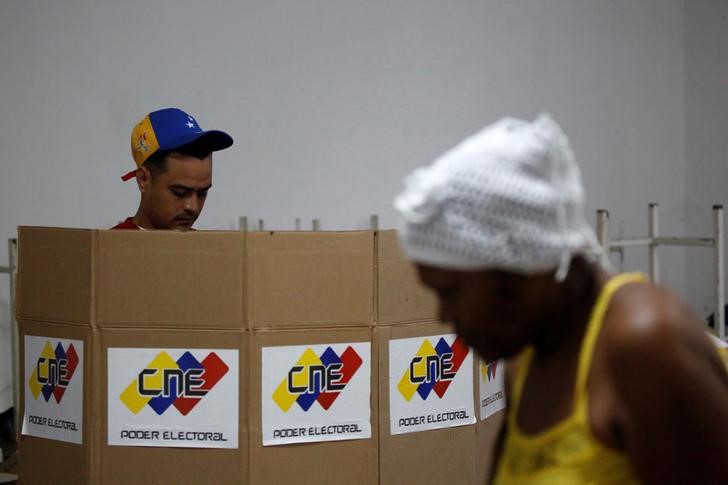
122,107,234,181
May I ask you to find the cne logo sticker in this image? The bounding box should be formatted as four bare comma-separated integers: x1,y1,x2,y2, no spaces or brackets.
272,346,362,413
28,341,80,404
262,342,371,446
120,351,229,416
397,336,469,402
482,359,498,382
23,336,84,444
108,348,238,449
389,333,475,435
479,358,505,420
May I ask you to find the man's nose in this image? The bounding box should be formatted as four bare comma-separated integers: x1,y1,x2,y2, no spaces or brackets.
184,195,200,213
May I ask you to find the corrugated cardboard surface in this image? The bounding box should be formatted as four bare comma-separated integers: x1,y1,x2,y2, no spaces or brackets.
16,227,504,484
248,232,375,329
17,227,94,325
249,328,378,485
377,231,437,324
476,408,505,484
18,320,92,485
378,321,479,485
96,231,245,328
377,230,504,483
98,328,248,485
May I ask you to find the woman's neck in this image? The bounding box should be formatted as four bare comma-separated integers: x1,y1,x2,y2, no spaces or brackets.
531,257,609,358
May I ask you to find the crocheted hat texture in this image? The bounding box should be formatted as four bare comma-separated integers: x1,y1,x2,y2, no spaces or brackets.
394,113,601,280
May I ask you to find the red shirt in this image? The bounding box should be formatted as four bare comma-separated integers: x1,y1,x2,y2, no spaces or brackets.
111,217,140,230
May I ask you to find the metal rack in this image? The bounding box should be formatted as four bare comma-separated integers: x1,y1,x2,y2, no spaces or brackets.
237,214,380,232
596,204,725,340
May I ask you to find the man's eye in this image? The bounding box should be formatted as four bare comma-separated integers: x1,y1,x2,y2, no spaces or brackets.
198,191,208,199
171,189,187,198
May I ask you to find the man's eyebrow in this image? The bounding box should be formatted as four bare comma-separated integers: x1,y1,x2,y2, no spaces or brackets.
170,184,212,191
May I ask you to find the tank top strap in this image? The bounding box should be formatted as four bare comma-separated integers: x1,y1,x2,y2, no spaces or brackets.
573,272,648,399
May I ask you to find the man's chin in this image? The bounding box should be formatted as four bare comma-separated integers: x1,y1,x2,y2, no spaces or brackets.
171,219,195,230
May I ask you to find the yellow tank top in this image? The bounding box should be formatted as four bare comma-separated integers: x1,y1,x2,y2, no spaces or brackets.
492,273,646,485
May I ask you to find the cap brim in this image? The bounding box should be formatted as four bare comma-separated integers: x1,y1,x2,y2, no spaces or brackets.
160,130,234,153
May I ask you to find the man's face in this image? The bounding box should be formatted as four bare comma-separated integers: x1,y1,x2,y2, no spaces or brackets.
416,264,552,361
139,152,212,230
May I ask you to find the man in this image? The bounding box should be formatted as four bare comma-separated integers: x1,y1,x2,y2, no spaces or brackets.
394,114,728,484
114,107,233,230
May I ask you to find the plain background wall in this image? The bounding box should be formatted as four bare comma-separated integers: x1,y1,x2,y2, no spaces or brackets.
684,0,728,317
0,0,726,412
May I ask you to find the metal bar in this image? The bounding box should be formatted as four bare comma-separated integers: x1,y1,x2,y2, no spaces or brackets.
9,238,18,440
714,206,725,340
608,238,652,248
596,210,610,267
652,237,714,247
649,203,659,282
609,236,715,248
239,216,248,232
257,219,264,231
370,214,379,231
610,247,625,272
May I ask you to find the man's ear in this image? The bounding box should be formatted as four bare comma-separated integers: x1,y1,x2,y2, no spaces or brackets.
135,166,151,193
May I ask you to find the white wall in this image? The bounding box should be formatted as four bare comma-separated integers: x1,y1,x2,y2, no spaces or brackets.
1,0,717,411
684,0,728,318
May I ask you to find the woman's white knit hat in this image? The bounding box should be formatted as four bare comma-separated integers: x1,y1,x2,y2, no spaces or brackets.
394,113,601,280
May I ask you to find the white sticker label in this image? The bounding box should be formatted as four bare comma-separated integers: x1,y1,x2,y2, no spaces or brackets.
107,348,238,448
479,358,506,420
261,342,371,446
389,334,475,435
22,335,84,444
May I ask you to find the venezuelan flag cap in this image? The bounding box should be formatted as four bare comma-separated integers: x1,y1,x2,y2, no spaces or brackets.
122,107,233,181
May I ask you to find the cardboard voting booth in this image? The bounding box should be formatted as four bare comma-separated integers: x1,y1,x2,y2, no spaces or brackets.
16,227,504,484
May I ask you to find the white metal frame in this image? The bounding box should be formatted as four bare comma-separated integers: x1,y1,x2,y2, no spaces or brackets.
237,214,381,232
596,204,725,340
0,238,18,436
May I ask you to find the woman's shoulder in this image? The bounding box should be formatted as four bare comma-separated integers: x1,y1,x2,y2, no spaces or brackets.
601,279,727,392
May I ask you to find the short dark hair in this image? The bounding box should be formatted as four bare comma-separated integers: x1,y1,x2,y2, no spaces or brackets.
144,150,169,178
144,140,212,178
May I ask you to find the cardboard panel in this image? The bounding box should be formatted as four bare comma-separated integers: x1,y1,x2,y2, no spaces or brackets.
17,227,93,325
476,409,505,484
18,320,92,485
16,226,498,485
96,231,245,328
379,321,478,485
249,327,377,485
248,232,375,329
377,230,437,324
98,328,248,485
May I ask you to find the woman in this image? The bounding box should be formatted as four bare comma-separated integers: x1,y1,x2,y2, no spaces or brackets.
394,114,728,484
